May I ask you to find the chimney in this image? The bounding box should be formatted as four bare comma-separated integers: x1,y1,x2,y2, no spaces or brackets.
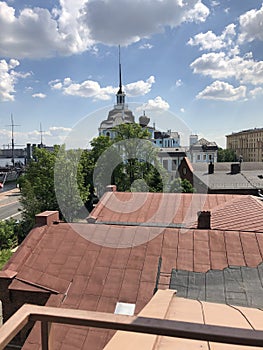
231,163,240,174
197,211,211,229
35,211,59,226
106,185,117,192
208,162,214,174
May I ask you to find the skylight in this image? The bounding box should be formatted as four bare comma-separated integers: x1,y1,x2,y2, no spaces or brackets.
114,302,135,316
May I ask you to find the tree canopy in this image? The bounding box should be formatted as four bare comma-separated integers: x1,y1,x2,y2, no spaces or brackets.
18,145,89,236
217,148,237,162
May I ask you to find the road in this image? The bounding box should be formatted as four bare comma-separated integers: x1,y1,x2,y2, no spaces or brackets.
0,187,22,221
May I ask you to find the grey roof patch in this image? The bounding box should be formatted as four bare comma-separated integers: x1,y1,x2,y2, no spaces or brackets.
170,263,263,308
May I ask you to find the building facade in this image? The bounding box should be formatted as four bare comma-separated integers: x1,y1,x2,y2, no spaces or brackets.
188,137,218,163
226,128,263,162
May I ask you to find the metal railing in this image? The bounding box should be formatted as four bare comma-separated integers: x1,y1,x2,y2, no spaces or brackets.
1,304,263,349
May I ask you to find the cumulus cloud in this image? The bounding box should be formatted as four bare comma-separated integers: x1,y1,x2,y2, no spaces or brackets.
49,76,155,100
46,126,72,137
80,0,209,45
136,96,170,112
0,58,30,101
32,93,46,99
190,52,263,85
125,76,155,96
196,81,247,101
0,0,209,58
0,0,93,58
238,4,263,44
188,24,236,51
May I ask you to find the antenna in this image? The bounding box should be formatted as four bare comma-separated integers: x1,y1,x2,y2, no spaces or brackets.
6,114,20,167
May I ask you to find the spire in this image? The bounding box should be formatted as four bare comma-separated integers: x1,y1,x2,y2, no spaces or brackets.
118,45,122,94
116,45,125,106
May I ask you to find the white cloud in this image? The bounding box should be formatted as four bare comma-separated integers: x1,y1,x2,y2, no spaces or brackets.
188,24,236,51
0,58,29,101
249,87,263,99
63,80,115,100
136,96,170,111
139,43,153,50
0,0,209,58
27,126,72,144
46,126,72,137
238,4,263,44
0,0,93,58
49,76,155,100
190,52,263,85
0,125,72,146
32,93,46,99
210,1,219,7
196,81,247,101
180,108,185,113
83,0,209,45
125,76,155,96
175,79,183,87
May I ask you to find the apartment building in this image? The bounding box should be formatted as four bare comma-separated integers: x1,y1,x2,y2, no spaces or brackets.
226,128,263,162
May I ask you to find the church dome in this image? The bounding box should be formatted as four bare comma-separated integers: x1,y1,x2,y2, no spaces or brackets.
139,113,150,127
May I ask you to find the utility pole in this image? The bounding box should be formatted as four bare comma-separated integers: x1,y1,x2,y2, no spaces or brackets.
6,114,20,167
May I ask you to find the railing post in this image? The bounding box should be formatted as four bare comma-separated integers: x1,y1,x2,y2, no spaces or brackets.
41,321,51,350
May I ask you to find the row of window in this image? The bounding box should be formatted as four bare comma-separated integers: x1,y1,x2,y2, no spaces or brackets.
196,154,213,161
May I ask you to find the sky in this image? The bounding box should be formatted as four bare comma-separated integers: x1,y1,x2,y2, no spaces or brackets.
0,0,263,149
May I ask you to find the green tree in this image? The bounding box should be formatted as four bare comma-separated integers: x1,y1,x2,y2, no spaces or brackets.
18,147,59,235
217,148,237,162
0,220,17,250
54,145,89,222
18,146,90,239
80,136,113,209
169,178,195,193
113,123,166,192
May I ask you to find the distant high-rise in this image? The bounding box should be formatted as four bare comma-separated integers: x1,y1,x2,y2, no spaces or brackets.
226,128,263,162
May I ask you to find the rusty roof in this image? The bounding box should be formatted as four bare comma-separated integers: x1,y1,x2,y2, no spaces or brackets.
87,192,263,232
2,191,263,349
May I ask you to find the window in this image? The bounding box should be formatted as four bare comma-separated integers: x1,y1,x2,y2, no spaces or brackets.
203,154,206,161
197,155,201,160
172,159,177,171
163,159,168,170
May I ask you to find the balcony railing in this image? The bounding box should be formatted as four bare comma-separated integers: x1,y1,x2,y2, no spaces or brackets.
1,304,263,349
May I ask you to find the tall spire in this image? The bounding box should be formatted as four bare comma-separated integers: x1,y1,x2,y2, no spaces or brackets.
116,45,125,106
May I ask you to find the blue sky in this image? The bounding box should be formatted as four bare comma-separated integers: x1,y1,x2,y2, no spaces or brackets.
0,0,263,148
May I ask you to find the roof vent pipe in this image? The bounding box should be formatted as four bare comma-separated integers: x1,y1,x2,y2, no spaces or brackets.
106,185,117,192
197,211,211,229
231,163,240,174
208,162,214,174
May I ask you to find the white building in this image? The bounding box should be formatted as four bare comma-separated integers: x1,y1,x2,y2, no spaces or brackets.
188,137,218,163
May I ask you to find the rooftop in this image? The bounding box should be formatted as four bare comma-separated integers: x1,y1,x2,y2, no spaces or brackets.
2,191,263,349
